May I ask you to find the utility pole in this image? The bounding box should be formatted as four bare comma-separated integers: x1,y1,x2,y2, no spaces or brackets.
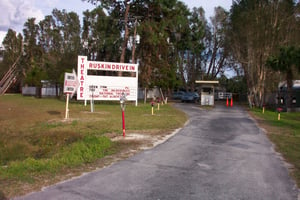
131,18,137,64
119,1,130,77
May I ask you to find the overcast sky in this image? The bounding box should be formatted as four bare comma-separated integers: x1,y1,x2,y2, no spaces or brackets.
0,0,232,45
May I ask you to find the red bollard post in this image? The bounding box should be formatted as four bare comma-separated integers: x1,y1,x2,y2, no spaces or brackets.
226,97,229,107
122,110,125,137
230,98,233,107
120,93,126,137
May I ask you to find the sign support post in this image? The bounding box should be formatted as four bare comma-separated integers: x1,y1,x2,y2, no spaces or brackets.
65,93,70,119
122,110,125,137
120,93,126,137
89,85,95,113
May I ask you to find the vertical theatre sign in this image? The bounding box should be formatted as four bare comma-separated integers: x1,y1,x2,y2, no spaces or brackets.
77,56,138,105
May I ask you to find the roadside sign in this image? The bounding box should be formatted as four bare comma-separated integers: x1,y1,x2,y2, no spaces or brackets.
63,69,79,119
64,69,79,97
77,56,138,106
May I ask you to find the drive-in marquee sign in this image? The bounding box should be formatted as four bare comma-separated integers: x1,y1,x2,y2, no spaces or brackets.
77,56,138,105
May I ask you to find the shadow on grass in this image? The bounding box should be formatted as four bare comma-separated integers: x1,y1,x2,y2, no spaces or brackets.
47,111,61,115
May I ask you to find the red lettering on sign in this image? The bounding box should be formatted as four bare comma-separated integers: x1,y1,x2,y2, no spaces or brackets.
65,80,77,87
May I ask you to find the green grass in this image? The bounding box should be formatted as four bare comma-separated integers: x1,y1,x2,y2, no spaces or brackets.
250,108,300,187
1,136,112,181
0,94,187,197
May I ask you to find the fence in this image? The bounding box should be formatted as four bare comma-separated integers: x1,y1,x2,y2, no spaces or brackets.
217,92,232,100
22,86,60,97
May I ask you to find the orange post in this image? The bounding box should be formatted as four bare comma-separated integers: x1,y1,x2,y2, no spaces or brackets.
151,101,154,115
277,107,282,121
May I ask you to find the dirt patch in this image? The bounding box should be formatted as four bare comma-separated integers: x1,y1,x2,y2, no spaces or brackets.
111,129,180,150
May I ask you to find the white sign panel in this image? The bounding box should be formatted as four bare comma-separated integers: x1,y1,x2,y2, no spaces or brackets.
63,70,79,95
77,56,138,105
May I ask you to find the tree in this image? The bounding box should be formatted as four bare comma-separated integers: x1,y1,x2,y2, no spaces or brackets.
204,7,230,79
1,29,23,76
181,6,206,91
22,18,43,80
83,0,133,75
137,0,192,91
52,9,81,71
228,0,298,107
81,0,208,93
38,14,62,89
0,29,23,92
82,7,121,62
45,9,81,96
39,15,57,53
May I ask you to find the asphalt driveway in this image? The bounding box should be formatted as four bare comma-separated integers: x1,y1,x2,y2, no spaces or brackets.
16,103,299,200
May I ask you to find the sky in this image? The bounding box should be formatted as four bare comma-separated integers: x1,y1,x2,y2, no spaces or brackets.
0,0,232,46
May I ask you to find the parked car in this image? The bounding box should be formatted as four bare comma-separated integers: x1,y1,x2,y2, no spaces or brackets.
181,92,200,103
172,91,186,100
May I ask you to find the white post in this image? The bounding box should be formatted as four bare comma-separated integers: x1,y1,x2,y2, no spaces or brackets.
90,99,94,113
135,66,139,107
160,88,165,104
65,93,69,119
90,86,95,112
144,88,147,104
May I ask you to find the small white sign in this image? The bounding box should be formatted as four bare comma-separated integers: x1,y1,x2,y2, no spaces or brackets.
64,69,79,96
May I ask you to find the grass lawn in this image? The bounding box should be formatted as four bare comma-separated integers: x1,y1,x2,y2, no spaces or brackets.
0,94,187,198
249,108,300,188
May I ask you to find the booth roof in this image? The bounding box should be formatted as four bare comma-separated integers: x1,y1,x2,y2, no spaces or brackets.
195,80,219,84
